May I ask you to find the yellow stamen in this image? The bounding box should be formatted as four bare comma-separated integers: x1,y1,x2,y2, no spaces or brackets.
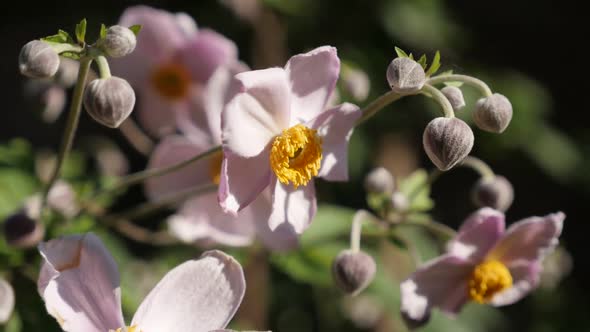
269,124,322,188
468,260,512,304
111,325,140,332
151,63,191,100
209,151,223,185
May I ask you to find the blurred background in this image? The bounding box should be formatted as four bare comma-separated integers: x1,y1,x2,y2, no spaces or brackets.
0,0,587,331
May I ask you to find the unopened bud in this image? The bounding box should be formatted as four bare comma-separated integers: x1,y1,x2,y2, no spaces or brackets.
0,278,15,323
471,175,514,212
101,25,137,58
423,117,474,171
84,77,136,128
19,40,60,78
386,57,426,94
441,86,465,112
474,93,513,133
332,250,376,295
391,191,410,211
364,167,395,193
2,210,44,249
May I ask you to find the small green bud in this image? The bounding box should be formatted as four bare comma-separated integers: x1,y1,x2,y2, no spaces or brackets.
423,117,474,171
471,175,514,212
2,210,44,249
101,25,137,58
441,86,465,111
386,57,426,94
364,167,395,194
83,77,136,128
19,40,60,78
474,93,513,133
332,250,376,296
0,278,14,324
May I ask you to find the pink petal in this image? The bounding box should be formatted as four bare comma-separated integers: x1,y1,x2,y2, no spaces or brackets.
136,83,184,138
249,190,299,251
178,29,238,84
168,193,256,247
218,149,272,214
285,46,340,124
222,68,290,158
308,102,361,181
38,234,124,332
0,278,14,323
144,136,214,201
446,208,505,261
268,178,317,234
400,255,473,325
490,261,541,306
132,250,245,332
489,212,565,265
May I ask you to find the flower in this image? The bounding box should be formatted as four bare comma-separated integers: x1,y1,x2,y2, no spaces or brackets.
111,5,238,137
37,233,245,332
219,46,361,234
400,208,564,326
145,66,298,251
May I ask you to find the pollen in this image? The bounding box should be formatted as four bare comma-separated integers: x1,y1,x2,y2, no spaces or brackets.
270,124,322,188
111,326,140,332
468,260,513,304
209,151,224,185
151,63,192,100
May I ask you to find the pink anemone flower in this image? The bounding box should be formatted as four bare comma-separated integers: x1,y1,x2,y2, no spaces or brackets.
37,233,245,332
219,46,361,234
111,5,238,137
400,208,565,326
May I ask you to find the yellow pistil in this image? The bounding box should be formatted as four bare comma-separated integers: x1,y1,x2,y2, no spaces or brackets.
209,151,224,185
468,260,513,304
151,63,192,100
111,325,140,332
270,124,322,188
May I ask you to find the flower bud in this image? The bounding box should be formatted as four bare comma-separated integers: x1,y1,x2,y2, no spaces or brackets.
84,77,136,128
386,57,426,94
332,250,376,295
423,117,474,171
391,191,410,211
471,175,514,212
473,93,513,133
19,40,60,78
364,167,395,194
0,278,15,323
2,210,44,249
441,86,465,112
101,25,137,58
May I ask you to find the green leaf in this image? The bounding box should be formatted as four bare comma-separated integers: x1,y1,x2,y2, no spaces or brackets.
75,18,87,44
100,24,107,39
41,29,74,44
60,51,81,60
0,169,38,218
398,169,434,212
394,46,409,58
417,54,428,69
426,50,441,76
129,24,142,36
300,204,356,247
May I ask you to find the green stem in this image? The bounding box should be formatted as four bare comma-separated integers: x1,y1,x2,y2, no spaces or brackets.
95,55,111,78
48,42,84,54
355,90,403,125
421,84,455,118
41,57,92,209
461,156,496,180
398,218,456,242
427,74,493,97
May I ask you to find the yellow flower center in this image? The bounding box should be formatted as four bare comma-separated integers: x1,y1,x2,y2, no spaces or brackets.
151,63,191,100
468,260,513,304
209,151,223,185
111,326,140,332
270,124,322,188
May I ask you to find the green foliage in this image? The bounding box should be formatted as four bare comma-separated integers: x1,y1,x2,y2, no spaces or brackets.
0,169,37,218
128,24,142,36
425,50,441,76
99,24,107,39
75,18,87,44
398,169,434,212
41,29,74,44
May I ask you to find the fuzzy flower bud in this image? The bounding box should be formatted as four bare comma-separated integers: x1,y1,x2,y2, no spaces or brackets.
84,77,136,128
471,175,514,212
386,57,426,94
19,40,60,78
332,250,376,295
474,93,513,133
0,278,14,324
441,86,465,112
2,210,44,249
364,167,395,194
423,117,474,171
391,191,410,211
101,25,137,58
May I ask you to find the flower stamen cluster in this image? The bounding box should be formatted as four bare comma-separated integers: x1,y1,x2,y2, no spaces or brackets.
468,259,513,303
151,63,192,100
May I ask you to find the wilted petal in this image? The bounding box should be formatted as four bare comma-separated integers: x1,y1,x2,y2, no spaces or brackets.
308,102,361,181
222,68,290,158
446,208,505,261
268,178,317,234
285,46,340,124
132,250,245,332
489,212,565,265
0,278,14,323
38,234,124,332
218,149,272,214
490,261,541,306
400,255,473,325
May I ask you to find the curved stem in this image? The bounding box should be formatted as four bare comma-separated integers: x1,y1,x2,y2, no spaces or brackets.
101,215,178,245
461,156,495,180
421,84,455,118
350,210,381,252
119,118,154,156
41,57,92,209
427,74,493,97
355,90,403,125
399,218,456,242
95,55,111,79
